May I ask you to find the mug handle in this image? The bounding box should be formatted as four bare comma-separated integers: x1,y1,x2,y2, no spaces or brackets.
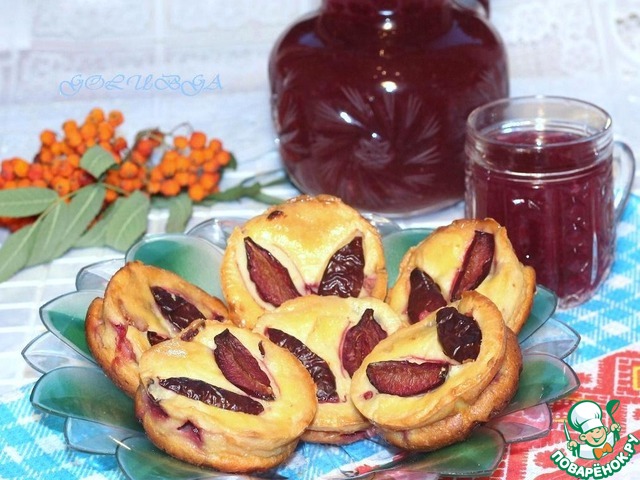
613,140,636,223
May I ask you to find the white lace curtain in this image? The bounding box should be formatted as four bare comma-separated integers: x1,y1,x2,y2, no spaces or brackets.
0,0,638,166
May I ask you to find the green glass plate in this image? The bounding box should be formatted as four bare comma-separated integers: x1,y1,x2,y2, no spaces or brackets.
39,290,101,362
26,219,580,480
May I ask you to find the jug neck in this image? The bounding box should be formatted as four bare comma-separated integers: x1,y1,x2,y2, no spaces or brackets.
322,0,449,16
321,0,489,16
318,0,455,44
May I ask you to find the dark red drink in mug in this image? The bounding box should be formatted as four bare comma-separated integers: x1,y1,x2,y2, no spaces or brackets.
465,96,634,307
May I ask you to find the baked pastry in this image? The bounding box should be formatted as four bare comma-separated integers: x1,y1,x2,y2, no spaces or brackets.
350,291,522,451
135,320,317,473
386,218,535,333
221,195,388,328
253,295,407,444
86,261,229,397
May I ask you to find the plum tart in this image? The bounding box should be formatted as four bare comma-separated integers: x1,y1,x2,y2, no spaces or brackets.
221,195,388,328
135,320,317,473
386,218,535,333
85,261,229,397
253,295,407,444
351,291,522,451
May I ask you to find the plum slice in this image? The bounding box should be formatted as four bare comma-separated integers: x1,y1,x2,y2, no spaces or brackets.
180,321,206,342
158,377,264,415
265,327,339,403
151,286,205,330
436,306,482,363
450,231,495,301
407,268,447,324
318,236,365,298
147,331,168,346
244,237,300,307
366,360,449,397
213,329,274,401
342,308,387,377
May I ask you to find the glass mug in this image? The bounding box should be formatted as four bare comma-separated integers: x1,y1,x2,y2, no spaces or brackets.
465,96,635,308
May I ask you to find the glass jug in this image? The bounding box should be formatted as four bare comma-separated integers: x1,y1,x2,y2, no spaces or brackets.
269,0,508,215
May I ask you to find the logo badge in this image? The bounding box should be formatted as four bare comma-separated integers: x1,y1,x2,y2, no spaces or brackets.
550,399,638,478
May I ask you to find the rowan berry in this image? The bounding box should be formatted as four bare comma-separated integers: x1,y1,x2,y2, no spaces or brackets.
189,131,207,150
202,159,219,173
200,172,220,191
159,159,176,177
175,171,190,187
188,183,206,202
147,179,161,194
173,135,189,150
87,108,105,124
66,131,83,148
119,162,139,179
208,139,222,153
160,179,180,196
51,177,71,196
97,122,114,141
135,138,155,158
28,163,44,182
176,155,190,172
62,120,78,134
190,149,205,165
112,136,127,153
1,161,14,180
12,158,30,178
105,188,119,203
107,110,124,127
80,122,97,141
215,151,231,166
38,148,54,164
40,130,57,146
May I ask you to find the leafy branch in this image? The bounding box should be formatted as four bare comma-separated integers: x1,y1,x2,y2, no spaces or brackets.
0,147,286,282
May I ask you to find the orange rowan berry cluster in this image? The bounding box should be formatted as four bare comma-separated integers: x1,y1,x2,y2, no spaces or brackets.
0,108,232,232
147,131,231,202
0,108,125,230
103,130,163,203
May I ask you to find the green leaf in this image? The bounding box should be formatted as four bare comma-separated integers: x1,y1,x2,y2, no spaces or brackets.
165,193,192,233
74,202,116,248
80,146,117,179
150,196,172,209
0,187,58,217
0,223,38,282
51,184,106,257
26,200,69,266
227,153,238,170
105,191,150,251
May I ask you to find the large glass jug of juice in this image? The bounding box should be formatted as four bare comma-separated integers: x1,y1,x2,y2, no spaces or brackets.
269,0,507,215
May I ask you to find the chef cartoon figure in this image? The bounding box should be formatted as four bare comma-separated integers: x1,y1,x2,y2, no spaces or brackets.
566,400,621,460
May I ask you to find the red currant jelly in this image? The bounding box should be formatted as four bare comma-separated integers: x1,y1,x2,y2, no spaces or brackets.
466,128,615,306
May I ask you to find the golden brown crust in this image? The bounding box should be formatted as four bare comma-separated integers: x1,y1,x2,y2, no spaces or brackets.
85,261,229,397
253,295,407,443
135,321,317,472
386,217,535,333
351,291,507,430
221,195,388,328
301,426,375,445
379,328,522,450
86,297,141,395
